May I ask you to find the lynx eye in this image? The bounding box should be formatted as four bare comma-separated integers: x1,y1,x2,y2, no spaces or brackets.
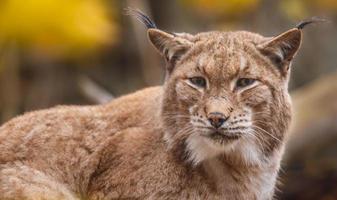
236,78,256,88
189,77,207,88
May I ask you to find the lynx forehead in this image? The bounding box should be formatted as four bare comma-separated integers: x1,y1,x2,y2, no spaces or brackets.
177,31,280,84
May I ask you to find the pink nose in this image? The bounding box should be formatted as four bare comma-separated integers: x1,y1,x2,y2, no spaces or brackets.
207,112,228,128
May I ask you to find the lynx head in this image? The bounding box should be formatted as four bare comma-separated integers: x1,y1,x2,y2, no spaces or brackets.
127,9,315,167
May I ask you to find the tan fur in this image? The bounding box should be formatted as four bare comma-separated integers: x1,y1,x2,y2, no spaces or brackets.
0,27,302,199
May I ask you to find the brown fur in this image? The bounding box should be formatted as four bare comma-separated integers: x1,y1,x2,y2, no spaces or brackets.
0,24,303,199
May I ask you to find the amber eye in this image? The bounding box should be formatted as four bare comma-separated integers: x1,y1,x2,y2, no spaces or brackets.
189,77,207,88
236,78,256,88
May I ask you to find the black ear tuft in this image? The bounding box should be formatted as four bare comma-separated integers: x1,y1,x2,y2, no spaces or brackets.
296,17,329,30
125,7,157,29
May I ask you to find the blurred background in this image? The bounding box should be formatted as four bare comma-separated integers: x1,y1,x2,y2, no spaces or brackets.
0,0,336,199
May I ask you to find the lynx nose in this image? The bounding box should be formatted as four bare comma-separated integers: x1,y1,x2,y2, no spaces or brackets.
208,112,228,129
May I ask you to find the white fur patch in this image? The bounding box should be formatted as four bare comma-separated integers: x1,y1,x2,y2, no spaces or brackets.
186,134,217,165
185,134,236,166
239,55,247,70
236,137,262,166
274,48,284,61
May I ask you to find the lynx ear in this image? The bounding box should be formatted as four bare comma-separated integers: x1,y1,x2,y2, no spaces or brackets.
125,8,193,72
148,29,193,69
258,28,302,74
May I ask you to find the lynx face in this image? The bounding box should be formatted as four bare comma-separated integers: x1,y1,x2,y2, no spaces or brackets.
145,22,300,165
175,35,273,144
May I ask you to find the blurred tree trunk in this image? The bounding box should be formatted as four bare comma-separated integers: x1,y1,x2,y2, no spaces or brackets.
125,0,163,86
285,70,337,159
280,70,337,200
0,43,21,122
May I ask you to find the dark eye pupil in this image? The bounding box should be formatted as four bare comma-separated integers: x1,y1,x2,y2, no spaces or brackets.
190,77,206,87
237,78,255,87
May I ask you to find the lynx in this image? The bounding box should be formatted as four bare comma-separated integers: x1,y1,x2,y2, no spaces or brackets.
0,9,316,200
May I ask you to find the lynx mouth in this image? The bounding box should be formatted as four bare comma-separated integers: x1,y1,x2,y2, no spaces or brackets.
208,131,241,141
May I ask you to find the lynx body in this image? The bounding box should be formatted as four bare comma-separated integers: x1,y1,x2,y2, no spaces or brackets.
0,11,308,200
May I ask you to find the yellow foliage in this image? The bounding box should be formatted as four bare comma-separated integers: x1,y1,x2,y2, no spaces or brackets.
280,0,337,20
180,0,261,18
0,0,118,57
280,0,308,20
311,0,337,11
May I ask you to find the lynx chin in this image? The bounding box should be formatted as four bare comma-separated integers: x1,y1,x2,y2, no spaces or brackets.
0,9,314,200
